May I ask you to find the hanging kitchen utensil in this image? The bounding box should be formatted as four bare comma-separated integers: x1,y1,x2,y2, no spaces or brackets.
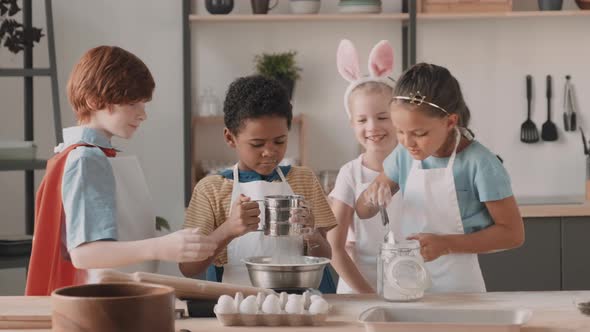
580,127,588,155
521,75,540,143
565,75,577,132
570,87,577,131
564,76,571,131
541,75,558,141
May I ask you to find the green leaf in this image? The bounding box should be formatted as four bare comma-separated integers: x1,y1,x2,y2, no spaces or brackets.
156,216,171,232
1,1,43,54
254,51,301,82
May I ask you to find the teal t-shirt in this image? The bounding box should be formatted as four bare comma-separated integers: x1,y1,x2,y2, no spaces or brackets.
383,140,513,233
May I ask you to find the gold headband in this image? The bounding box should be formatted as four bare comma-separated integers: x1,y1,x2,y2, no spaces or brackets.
392,91,449,115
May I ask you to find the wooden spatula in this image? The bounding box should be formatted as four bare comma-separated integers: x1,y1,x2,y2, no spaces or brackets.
95,270,275,300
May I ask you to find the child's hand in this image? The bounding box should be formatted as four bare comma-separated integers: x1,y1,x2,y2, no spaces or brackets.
155,228,217,263
226,194,260,238
364,180,392,207
303,229,328,256
289,201,315,229
407,233,451,262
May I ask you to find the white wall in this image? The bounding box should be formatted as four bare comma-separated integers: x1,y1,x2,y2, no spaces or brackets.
192,0,405,170
418,0,589,198
0,0,184,294
193,0,590,199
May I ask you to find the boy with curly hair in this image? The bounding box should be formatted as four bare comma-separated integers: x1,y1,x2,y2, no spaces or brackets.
180,75,336,288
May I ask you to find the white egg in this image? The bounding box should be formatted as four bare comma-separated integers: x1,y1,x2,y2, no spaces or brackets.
310,294,323,302
308,298,329,315
285,298,304,314
256,292,266,310
216,295,237,314
261,294,281,314
239,295,258,314
234,292,244,311
279,292,288,310
302,291,312,310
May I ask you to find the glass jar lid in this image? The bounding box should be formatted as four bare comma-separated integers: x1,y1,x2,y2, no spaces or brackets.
381,239,420,251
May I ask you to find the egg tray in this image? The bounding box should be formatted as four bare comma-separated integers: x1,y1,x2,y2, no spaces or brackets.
214,308,329,326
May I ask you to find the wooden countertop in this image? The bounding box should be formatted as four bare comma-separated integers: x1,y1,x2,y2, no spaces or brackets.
519,201,590,218
2,292,590,331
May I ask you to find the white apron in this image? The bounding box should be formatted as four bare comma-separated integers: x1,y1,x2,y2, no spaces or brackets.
85,155,159,282
223,165,298,285
400,128,486,293
337,155,403,294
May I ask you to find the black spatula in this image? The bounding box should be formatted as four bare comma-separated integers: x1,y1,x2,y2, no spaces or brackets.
520,75,539,143
541,75,558,142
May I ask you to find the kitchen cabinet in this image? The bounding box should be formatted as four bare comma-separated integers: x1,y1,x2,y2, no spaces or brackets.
480,215,590,291
561,217,590,290
479,217,562,291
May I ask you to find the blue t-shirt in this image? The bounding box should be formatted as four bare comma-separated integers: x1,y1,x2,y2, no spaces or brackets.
60,126,117,251
383,141,513,233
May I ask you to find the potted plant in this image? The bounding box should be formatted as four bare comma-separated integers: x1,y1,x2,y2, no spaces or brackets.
254,51,302,100
0,0,44,54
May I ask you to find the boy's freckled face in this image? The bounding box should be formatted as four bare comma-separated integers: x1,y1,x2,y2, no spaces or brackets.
229,116,289,176
95,102,148,139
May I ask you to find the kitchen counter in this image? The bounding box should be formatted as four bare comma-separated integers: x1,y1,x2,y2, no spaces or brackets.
2,292,590,331
514,195,590,218
519,201,590,218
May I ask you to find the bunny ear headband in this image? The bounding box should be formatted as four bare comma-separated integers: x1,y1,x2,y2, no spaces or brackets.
337,39,395,118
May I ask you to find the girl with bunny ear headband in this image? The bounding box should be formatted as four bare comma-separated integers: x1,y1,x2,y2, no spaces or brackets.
337,39,396,119
327,39,403,294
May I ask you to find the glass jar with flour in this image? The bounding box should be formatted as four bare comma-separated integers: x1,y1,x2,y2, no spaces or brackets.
377,240,430,301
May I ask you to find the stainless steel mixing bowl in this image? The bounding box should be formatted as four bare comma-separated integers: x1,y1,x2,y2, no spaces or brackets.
242,256,330,289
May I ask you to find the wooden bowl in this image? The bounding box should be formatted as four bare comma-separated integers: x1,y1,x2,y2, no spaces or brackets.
51,282,175,332
576,0,590,9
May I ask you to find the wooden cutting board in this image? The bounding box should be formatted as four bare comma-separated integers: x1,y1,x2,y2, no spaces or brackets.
95,270,275,300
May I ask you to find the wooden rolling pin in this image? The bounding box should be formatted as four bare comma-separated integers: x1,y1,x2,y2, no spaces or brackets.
95,270,275,300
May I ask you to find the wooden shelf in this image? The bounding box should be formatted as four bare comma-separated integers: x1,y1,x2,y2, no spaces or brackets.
190,13,409,22
418,10,590,20
192,115,224,126
193,114,304,126
0,68,52,77
190,10,590,22
0,159,46,171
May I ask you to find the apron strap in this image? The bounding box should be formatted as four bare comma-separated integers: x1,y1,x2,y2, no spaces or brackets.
229,163,241,216
354,154,363,186
411,127,463,171
276,166,288,182
446,127,462,170
229,164,291,215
